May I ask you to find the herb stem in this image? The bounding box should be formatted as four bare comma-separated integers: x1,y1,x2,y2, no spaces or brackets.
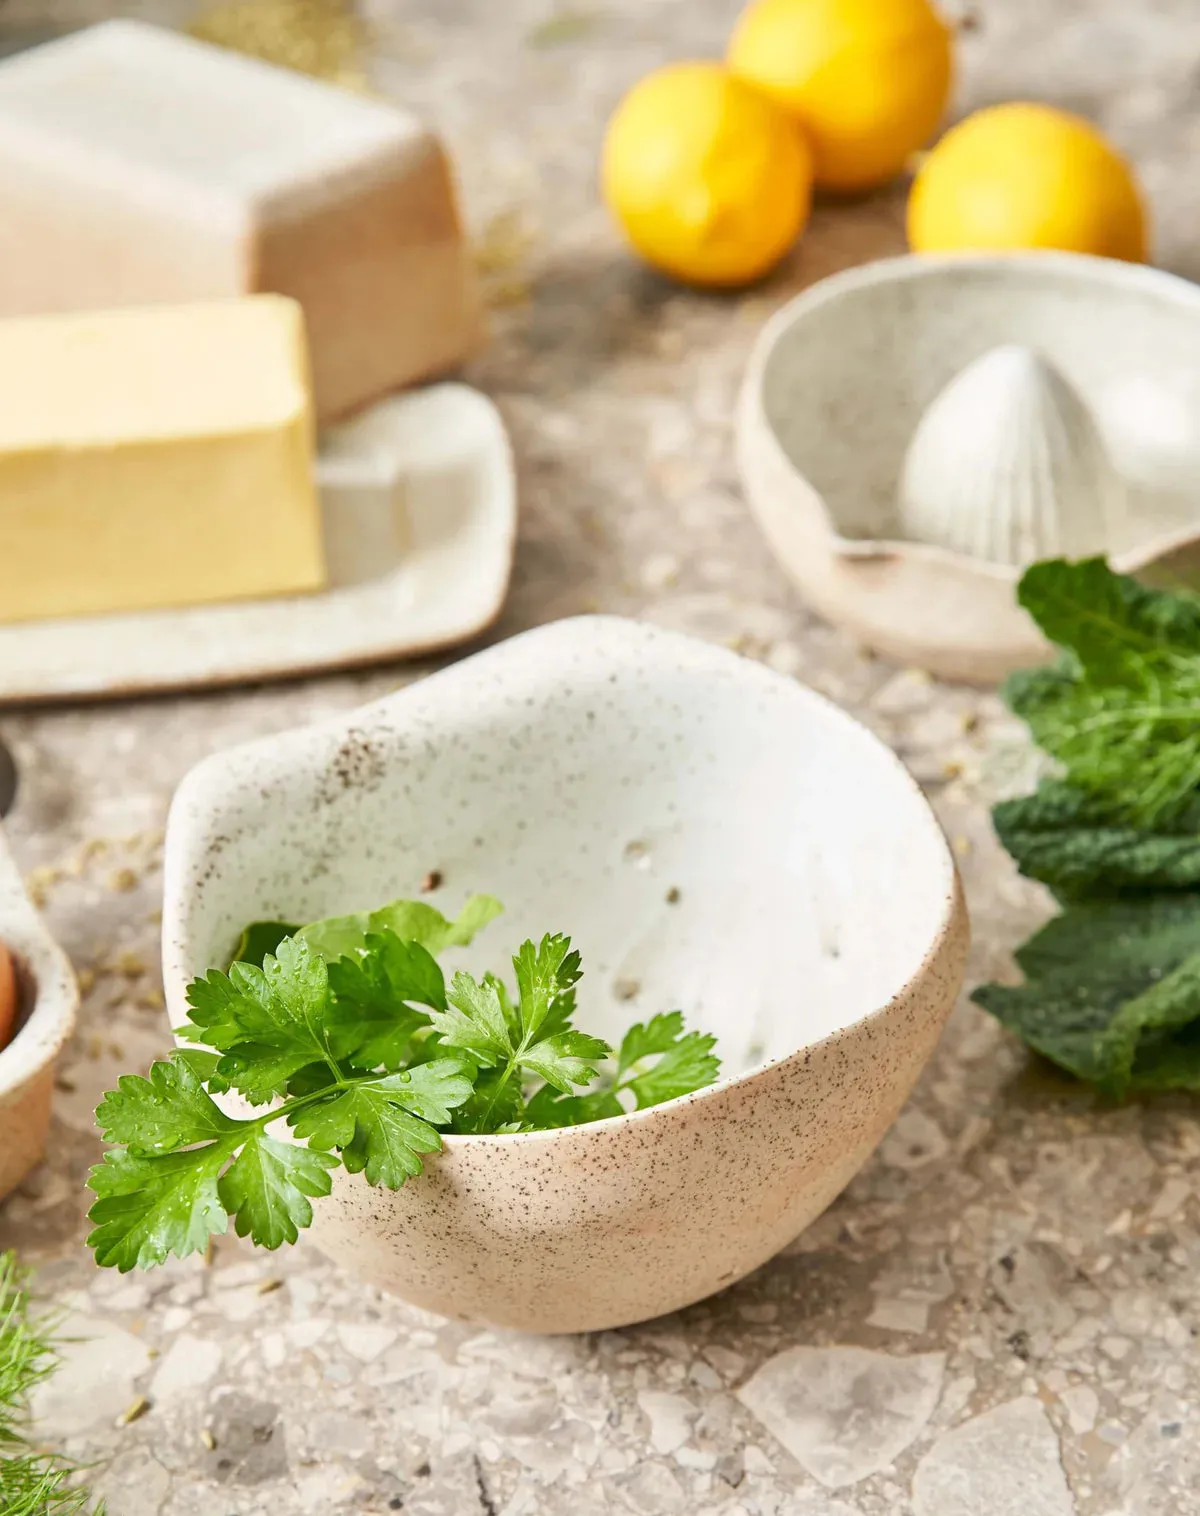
217,1068,383,1146
475,1057,519,1131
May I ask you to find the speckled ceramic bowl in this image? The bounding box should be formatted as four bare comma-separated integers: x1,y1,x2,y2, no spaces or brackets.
0,823,78,1200
162,617,968,1332
738,253,1200,683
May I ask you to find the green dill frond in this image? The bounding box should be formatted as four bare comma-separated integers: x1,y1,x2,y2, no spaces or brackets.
0,1250,104,1514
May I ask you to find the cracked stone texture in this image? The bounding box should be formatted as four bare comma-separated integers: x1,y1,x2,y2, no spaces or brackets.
1,1,1199,1513
736,1346,947,1488
911,1397,1076,1516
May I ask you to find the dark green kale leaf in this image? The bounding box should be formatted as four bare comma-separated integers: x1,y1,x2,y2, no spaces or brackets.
1007,558,1200,829
994,780,1200,897
973,892,1200,1097
979,559,1200,1095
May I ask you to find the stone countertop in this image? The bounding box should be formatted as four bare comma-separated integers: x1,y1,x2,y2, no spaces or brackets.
1,2,1198,1513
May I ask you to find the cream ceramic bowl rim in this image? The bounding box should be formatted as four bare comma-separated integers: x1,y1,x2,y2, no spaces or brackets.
0,824,78,1104
163,614,962,1148
743,249,1200,580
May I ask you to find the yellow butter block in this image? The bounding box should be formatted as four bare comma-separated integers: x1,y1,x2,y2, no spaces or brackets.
0,295,324,626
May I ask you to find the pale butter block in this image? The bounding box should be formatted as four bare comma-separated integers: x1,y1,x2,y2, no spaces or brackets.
0,296,324,625
0,19,481,421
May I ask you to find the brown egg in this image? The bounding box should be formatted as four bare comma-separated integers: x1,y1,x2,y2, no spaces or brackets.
0,940,16,1051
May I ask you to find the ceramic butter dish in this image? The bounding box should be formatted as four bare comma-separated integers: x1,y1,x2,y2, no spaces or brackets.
0,384,516,702
0,19,481,420
739,253,1200,682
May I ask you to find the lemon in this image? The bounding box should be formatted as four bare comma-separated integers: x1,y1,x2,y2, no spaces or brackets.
727,0,953,193
907,102,1148,261
601,61,812,288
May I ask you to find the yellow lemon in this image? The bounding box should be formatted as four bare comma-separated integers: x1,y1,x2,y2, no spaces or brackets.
908,102,1148,261
727,0,953,193
602,61,812,288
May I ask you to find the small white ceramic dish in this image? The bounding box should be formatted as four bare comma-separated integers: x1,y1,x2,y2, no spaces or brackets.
0,383,516,703
161,616,967,1333
0,823,78,1200
738,253,1200,683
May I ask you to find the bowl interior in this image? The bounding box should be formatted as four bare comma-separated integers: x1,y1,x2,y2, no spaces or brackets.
760,256,1200,554
165,620,955,1077
0,827,76,1102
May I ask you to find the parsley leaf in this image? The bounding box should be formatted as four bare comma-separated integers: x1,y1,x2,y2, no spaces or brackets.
94,1054,240,1154
87,1143,231,1272
521,1012,721,1128
521,1084,623,1129
429,972,513,1064
974,892,1200,1097
289,1059,473,1187
290,1067,469,1187
299,894,502,962
184,937,337,1104
485,971,522,1042
616,1011,721,1108
326,930,445,1068
1008,558,1200,828
513,934,581,1041
429,935,610,1128
173,1047,231,1094
89,899,725,1268
448,1066,525,1133
519,1030,610,1094
218,1132,337,1249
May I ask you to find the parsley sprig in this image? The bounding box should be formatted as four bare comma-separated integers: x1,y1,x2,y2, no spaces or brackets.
88,896,721,1270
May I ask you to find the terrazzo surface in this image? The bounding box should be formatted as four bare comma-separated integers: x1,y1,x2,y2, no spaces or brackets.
1,1,1198,1512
